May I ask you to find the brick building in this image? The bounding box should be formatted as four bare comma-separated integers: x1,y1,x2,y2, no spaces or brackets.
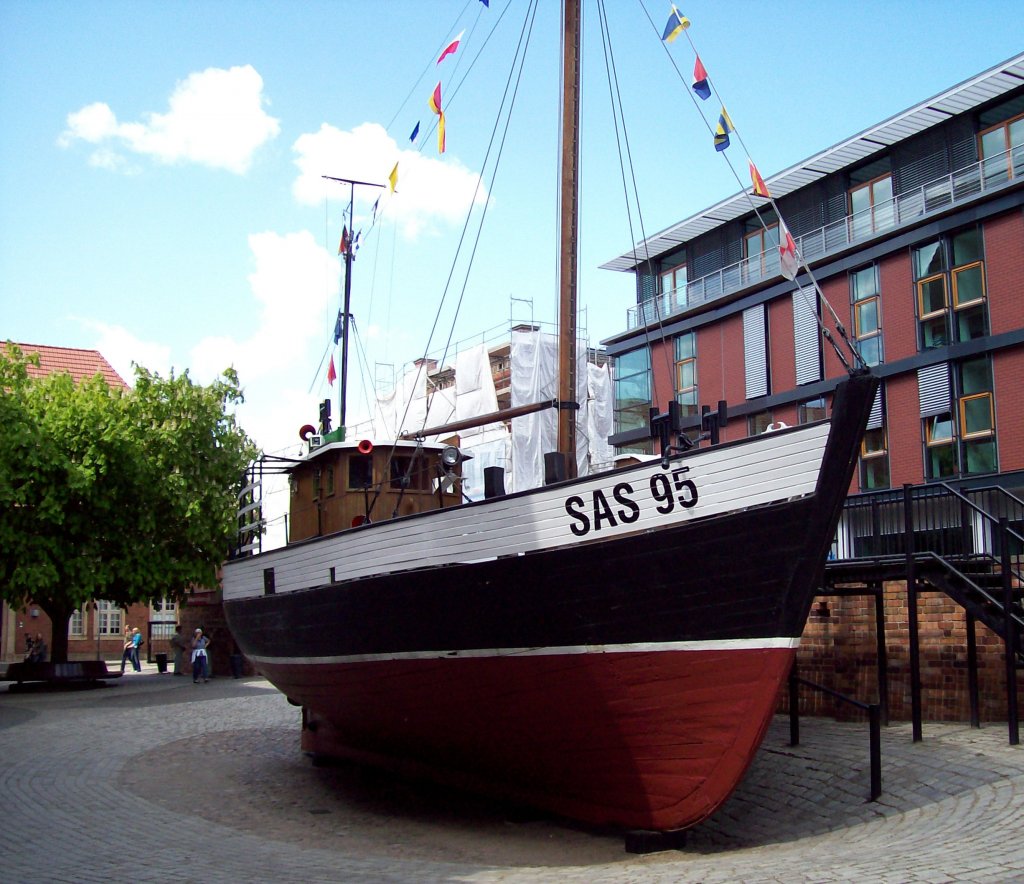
601,54,1024,721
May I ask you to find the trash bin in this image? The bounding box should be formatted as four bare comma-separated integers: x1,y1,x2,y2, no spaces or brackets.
230,653,244,679
155,653,168,674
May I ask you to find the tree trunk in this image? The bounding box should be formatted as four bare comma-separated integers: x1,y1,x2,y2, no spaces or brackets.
38,600,73,664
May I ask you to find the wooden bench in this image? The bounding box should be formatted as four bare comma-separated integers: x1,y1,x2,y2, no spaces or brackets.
3,661,123,684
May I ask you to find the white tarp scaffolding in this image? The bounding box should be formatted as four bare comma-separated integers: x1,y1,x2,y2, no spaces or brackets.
509,329,613,492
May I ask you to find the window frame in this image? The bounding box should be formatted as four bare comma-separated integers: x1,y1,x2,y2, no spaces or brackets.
849,173,894,237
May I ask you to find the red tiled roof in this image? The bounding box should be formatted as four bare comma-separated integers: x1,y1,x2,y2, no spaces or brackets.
1,341,129,390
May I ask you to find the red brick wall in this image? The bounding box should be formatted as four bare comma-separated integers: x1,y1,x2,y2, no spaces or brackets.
10,601,154,662
985,209,1024,336
785,582,1020,722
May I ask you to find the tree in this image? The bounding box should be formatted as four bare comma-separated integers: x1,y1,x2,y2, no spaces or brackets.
0,344,258,663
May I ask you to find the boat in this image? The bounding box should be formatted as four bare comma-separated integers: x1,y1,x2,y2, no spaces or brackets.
222,2,878,833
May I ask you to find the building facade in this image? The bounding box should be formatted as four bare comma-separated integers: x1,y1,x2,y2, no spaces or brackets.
601,54,1024,720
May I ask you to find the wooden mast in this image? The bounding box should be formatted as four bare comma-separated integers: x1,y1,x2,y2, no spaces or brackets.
557,0,581,479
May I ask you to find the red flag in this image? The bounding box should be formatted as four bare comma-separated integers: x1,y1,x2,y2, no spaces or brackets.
338,225,349,255
779,222,799,281
749,161,770,198
437,30,464,64
327,355,337,385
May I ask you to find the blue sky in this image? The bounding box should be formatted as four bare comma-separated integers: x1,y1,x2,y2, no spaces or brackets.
2,0,1021,462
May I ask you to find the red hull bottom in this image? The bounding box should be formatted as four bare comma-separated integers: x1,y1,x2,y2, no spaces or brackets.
264,647,794,832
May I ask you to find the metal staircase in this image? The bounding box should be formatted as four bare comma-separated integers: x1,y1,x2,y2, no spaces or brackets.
823,481,1024,742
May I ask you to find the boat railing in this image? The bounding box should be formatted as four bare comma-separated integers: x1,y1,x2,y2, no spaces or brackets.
627,143,1024,330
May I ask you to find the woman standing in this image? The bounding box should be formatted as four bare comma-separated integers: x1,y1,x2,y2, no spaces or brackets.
191,628,210,684
120,626,134,674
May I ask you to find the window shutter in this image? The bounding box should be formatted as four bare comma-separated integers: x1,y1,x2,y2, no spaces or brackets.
793,288,822,385
867,384,884,430
744,305,768,399
918,363,951,416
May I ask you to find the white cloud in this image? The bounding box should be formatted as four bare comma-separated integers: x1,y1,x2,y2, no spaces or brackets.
74,318,173,384
291,122,488,238
59,65,280,174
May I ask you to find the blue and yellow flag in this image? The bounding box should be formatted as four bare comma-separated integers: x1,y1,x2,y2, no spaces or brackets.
661,5,690,43
714,107,734,151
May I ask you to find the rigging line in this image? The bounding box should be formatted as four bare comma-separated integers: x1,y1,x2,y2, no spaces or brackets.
638,3,863,373
598,0,673,408
348,317,378,432
428,0,540,414
384,0,476,133
307,339,332,396
363,0,538,520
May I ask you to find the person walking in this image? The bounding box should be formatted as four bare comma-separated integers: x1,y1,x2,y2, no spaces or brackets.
168,624,188,675
120,626,134,674
130,627,143,672
191,628,210,684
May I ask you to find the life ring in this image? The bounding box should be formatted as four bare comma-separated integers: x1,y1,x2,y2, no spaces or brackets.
299,424,317,441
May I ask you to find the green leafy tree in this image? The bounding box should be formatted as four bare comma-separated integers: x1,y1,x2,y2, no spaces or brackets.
0,344,258,663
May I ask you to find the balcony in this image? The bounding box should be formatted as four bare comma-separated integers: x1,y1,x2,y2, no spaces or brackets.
626,144,1024,330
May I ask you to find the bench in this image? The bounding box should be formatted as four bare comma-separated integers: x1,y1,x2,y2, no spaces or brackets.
3,661,123,684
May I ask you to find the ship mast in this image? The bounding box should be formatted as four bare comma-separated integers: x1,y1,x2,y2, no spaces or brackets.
557,0,581,479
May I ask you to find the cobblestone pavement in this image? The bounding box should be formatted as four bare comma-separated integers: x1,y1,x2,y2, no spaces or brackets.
2,667,1024,883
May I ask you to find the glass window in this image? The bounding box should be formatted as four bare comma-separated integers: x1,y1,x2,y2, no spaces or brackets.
951,229,983,265
917,275,947,317
674,332,697,416
390,455,432,491
850,174,894,239
744,224,780,280
69,606,85,637
952,264,985,308
961,356,993,394
914,229,987,349
97,601,122,636
747,410,773,436
850,265,882,366
925,412,957,479
798,397,827,424
914,241,944,279
348,454,373,489
979,113,1024,184
614,348,652,434
859,427,890,491
960,393,994,438
661,265,688,313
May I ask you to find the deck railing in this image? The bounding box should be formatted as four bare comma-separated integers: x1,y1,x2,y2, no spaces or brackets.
627,144,1024,330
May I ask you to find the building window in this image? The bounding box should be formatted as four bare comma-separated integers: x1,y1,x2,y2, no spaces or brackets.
661,264,688,315
743,223,779,281
921,356,997,479
97,601,122,636
859,427,890,491
913,228,987,350
614,348,651,435
747,410,773,436
69,605,86,637
798,397,827,424
850,264,883,365
979,111,1024,185
348,454,373,490
849,174,894,239
674,332,697,417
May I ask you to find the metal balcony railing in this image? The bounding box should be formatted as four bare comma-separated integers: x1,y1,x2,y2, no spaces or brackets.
626,144,1024,330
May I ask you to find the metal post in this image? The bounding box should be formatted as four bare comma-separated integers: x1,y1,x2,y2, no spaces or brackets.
788,663,800,746
869,703,882,801
966,612,980,729
1000,517,1019,745
904,483,923,741
873,584,889,726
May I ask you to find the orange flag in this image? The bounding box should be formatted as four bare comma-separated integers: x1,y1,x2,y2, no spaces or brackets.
749,161,770,198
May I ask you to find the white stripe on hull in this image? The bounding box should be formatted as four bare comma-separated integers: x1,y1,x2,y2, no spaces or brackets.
223,421,829,601
248,636,801,666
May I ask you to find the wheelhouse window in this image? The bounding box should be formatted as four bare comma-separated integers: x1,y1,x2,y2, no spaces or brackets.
389,455,433,492
614,348,651,435
914,228,987,350
674,332,697,417
348,454,373,490
850,264,882,366
849,174,894,239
